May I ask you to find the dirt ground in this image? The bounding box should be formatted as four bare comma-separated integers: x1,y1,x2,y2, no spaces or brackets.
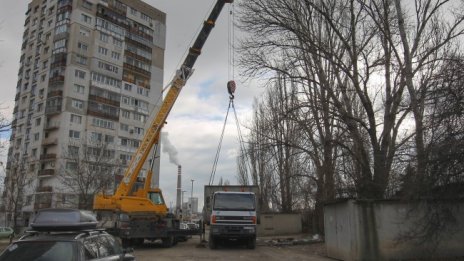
134,235,331,261
0,235,332,261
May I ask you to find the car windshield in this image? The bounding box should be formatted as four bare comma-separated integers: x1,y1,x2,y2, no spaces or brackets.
0,241,77,261
213,193,255,211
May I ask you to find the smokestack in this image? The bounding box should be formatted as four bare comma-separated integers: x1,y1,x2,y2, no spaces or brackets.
176,165,182,213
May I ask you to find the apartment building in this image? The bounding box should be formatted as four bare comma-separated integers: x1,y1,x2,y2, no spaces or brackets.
4,0,166,224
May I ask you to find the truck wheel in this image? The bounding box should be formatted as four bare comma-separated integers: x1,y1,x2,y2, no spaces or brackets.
162,236,174,248
247,237,256,249
208,234,217,249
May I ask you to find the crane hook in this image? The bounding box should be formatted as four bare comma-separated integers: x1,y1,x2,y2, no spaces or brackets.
227,80,236,99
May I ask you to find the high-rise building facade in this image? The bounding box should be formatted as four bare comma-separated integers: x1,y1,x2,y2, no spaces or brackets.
4,0,166,224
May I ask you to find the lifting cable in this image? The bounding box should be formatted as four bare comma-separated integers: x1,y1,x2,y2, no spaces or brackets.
209,98,233,186
209,2,252,185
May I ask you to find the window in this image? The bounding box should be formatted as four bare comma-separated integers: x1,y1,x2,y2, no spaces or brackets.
98,46,108,55
91,72,121,89
74,84,85,94
121,110,130,118
78,42,88,51
120,123,129,132
69,130,80,139
130,7,137,15
120,138,128,146
97,61,118,74
71,99,84,109
66,161,78,170
75,69,86,79
76,55,87,65
42,60,48,69
35,118,41,126
99,32,109,42
34,133,40,141
121,96,130,104
134,127,144,135
111,51,120,60
70,114,82,124
141,13,152,22
54,24,68,35
105,135,114,143
132,140,140,148
133,113,146,123
68,146,79,157
137,87,143,95
81,14,92,24
91,132,102,142
82,1,92,9
113,38,122,47
92,117,114,129
79,27,90,37
124,84,132,91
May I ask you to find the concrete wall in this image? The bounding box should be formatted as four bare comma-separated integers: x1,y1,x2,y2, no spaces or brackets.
258,213,302,236
324,199,464,260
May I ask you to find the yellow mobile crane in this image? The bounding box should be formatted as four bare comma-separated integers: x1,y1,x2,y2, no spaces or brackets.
93,0,233,247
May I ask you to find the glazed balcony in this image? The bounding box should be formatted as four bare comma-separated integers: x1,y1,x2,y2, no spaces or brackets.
36,186,53,193
38,169,55,177
40,153,57,161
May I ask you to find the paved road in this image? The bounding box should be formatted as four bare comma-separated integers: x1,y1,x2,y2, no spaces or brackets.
134,236,332,261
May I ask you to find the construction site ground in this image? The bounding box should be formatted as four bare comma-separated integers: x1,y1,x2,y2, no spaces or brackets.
0,234,332,260
134,233,331,261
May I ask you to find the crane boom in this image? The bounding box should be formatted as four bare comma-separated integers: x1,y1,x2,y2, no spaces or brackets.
94,0,233,213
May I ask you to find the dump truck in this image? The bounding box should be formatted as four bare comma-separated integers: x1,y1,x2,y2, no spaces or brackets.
203,185,259,249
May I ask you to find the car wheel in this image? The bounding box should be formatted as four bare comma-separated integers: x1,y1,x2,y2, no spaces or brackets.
161,235,174,247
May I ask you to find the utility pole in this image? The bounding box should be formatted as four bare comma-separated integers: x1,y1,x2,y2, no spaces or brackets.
190,179,194,219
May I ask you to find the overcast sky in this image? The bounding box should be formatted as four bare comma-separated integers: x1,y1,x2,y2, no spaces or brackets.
0,0,264,210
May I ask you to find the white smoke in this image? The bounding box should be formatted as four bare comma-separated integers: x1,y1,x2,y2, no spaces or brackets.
161,132,179,166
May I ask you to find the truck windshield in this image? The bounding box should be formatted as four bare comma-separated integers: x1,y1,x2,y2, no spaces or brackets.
213,193,255,211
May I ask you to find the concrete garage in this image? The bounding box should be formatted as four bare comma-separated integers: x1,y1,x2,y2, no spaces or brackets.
324,199,464,260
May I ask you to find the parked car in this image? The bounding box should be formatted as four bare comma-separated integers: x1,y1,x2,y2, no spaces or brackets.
0,208,135,261
0,228,14,240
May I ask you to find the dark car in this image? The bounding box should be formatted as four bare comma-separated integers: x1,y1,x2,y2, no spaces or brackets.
0,208,135,261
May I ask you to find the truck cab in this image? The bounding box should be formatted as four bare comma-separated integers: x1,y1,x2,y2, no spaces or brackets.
208,191,257,249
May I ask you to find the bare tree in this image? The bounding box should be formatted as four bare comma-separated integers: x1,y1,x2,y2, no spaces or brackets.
1,157,34,231
57,140,119,210
238,0,464,200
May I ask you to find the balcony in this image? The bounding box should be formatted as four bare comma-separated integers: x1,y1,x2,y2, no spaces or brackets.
36,186,53,193
49,75,65,85
47,90,63,98
87,109,119,121
38,169,55,177
123,63,151,77
88,94,120,107
42,138,58,146
45,105,62,115
45,121,60,130
57,0,72,10
11,119,17,126
40,153,57,161
15,93,20,101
